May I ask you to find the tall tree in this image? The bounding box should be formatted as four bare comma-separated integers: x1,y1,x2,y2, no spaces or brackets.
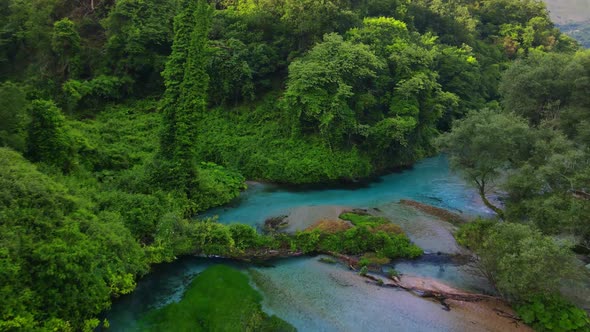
0,81,29,151
154,0,212,198
437,109,535,218
283,33,384,148
51,18,81,82
26,99,77,172
104,0,179,94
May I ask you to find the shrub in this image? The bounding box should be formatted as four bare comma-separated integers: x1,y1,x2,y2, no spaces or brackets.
516,295,590,332
469,222,583,301
454,218,495,249
359,266,369,276
26,99,77,172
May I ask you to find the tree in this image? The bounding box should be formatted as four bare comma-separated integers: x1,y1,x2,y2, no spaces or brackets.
346,17,460,163
284,33,384,147
504,133,590,244
472,222,582,301
500,50,590,142
0,81,29,151
104,0,179,94
26,99,77,172
51,18,81,81
437,109,535,217
281,0,358,51
499,51,572,126
154,0,212,198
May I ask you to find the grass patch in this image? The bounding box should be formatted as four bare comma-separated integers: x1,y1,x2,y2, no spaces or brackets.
305,219,352,234
339,212,390,227
359,253,392,267
139,265,295,332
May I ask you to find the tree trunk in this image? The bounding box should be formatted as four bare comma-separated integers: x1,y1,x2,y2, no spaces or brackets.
479,188,504,219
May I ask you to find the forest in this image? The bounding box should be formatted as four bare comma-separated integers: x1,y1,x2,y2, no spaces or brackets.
0,0,589,331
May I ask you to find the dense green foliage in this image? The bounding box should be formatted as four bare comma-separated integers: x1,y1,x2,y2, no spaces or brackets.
441,49,590,250
0,148,148,331
140,265,295,331
153,0,213,199
442,48,590,326
457,221,582,301
0,0,587,329
0,82,29,151
517,295,590,332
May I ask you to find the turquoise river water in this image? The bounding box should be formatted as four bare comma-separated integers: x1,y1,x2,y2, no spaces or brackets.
105,156,500,331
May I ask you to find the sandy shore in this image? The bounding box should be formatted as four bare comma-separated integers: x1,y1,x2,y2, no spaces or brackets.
389,274,532,332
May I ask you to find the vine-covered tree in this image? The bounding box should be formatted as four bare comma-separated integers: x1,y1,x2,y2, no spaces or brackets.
104,0,179,94
51,18,81,82
26,99,77,172
153,0,212,199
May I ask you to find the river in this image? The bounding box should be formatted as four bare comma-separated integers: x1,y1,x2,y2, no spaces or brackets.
104,156,518,331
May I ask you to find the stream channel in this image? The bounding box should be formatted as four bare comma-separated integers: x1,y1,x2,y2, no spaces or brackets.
104,155,510,331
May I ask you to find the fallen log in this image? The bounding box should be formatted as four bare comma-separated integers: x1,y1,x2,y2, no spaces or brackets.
384,276,499,302
327,251,501,303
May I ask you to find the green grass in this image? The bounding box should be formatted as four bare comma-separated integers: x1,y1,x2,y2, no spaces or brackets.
339,212,390,227
139,265,295,332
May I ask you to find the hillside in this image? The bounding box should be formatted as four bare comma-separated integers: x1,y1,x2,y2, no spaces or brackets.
545,0,590,47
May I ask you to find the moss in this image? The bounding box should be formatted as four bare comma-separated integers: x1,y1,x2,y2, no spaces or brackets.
372,223,404,235
139,265,295,332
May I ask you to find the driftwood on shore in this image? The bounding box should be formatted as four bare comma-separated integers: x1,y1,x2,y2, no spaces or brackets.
384,276,499,302
330,252,500,304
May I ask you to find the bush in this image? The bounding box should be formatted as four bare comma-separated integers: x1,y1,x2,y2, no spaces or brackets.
468,222,583,301
454,218,496,249
517,295,590,332
229,224,260,251
26,99,77,172
359,266,369,276
190,162,246,212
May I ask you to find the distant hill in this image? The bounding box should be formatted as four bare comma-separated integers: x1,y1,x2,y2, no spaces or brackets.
545,0,590,47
